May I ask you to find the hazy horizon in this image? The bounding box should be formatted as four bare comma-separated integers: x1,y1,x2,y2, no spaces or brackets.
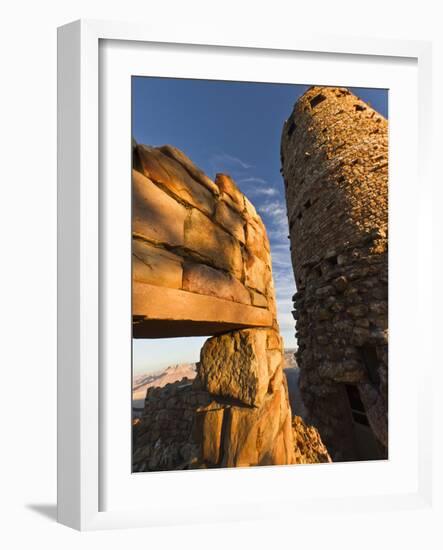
133,337,298,375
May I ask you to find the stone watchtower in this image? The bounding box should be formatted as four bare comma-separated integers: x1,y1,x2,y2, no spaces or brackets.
281,87,388,461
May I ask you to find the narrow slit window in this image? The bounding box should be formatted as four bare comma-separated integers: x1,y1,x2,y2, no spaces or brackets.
345,384,369,426
357,345,380,386
310,93,326,109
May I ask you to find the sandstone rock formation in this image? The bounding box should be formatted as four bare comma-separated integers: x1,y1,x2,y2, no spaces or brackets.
132,142,331,470
281,87,388,461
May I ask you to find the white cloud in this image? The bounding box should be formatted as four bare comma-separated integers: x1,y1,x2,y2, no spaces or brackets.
237,176,268,185
254,187,278,196
258,200,286,217
258,199,290,246
277,312,296,331
238,177,279,197
270,247,292,267
210,152,252,170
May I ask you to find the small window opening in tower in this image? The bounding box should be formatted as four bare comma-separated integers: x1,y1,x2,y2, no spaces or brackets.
344,384,369,427
310,93,327,109
357,345,380,386
304,199,312,209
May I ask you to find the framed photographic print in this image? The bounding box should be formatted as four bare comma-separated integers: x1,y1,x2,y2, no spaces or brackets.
57,20,433,530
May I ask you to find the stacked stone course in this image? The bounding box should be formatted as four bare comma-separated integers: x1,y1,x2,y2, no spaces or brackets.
132,143,275,338
281,87,388,461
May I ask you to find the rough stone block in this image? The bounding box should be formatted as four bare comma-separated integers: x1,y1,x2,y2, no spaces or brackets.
198,329,270,407
269,366,283,393
137,145,216,215
267,349,282,379
245,218,270,262
223,406,259,467
249,289,268,308
201,408,225,465
215,174,244,211
269,431,288,466
243,250,271,294
183,262,250,304
222,389,289,467
244,196,259,220
215,200,245,243
132,170,187,246
266,288,278,318
132,239,183,289
266,330,282,350
315,285,335,298
347,304,368,318
184,209,243,278
219,191,244,214
318,360,366,383
332,275,348,292
158,145,220,195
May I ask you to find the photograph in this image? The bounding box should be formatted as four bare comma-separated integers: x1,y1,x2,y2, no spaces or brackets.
1,0,436,541
131,77,388,472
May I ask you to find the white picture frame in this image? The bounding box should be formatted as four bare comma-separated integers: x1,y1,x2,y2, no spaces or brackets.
57,19,433,531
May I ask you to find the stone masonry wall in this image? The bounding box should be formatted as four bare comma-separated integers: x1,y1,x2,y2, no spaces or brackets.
132,143,331,470
133,366,331,472
281,87,388,461
132,143,276,337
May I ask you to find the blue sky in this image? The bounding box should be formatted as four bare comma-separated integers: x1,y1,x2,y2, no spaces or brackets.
132,77,388,374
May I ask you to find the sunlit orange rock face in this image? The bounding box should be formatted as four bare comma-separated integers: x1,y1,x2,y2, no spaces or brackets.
281,87,388,461
132,144,275,338
131,143,330,471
